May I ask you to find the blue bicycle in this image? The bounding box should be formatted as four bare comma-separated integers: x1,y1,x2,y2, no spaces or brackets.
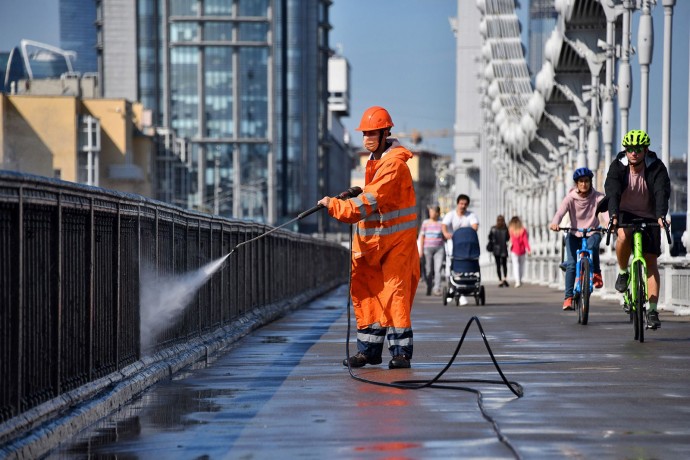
558,227,604,325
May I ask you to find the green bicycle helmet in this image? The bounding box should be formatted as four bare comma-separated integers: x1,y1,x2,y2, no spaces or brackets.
622,129,650,147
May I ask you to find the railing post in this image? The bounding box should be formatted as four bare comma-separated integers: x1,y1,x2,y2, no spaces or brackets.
88,197,95,380
115,202,121,369
55,193,63,394
16,186,24,418
137,204,142,360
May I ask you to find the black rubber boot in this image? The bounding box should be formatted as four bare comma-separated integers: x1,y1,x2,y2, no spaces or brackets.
343,352,382,368
388,355,411,369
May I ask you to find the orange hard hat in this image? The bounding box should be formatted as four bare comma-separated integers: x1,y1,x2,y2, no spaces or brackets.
355,106,394,131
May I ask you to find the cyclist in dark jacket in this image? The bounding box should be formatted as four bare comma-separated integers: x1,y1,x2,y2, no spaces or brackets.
604,129,670,329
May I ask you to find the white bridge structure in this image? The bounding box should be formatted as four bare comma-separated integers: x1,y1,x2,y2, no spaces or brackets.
451,0,690,314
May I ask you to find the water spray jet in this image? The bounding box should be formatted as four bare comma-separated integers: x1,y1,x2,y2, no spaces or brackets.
140,187,363,350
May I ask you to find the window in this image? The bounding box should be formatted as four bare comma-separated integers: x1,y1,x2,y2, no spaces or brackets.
170,23,199,42
77,115,101,186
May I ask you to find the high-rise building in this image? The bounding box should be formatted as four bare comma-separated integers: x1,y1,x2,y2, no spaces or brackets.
59,0,98,74
65,0,348,232
527,0,557,79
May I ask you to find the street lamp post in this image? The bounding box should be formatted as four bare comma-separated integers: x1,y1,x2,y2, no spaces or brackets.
661,0,675,168
660,0,676,258
685,32,690,259
637,0,653,131
618,1,635,140
598,0,625,174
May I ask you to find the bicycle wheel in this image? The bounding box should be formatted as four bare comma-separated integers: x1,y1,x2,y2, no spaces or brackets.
635,262,646,343
579,258,590,325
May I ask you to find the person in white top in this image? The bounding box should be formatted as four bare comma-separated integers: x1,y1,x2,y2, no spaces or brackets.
441,194,479,304
441,194,479,239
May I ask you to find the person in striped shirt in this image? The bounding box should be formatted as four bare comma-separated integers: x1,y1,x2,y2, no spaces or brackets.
418,204,446,296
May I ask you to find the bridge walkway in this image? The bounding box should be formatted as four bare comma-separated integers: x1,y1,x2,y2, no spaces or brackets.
47,282,690,459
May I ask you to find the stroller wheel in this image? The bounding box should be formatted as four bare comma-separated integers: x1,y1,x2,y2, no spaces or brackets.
480,286,486,305
442,287,448,306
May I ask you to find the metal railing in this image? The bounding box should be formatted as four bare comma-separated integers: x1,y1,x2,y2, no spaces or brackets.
480,249,690,314
0,171,349,424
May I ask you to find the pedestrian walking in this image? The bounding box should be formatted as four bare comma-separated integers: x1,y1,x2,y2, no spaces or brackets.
418,204,445,296
442,194,479,305
508,216,530,288
488,215,509,287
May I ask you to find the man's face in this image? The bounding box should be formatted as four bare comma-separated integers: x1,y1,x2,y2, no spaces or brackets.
362,130,383,153
457,199,469,214
626,146,647,166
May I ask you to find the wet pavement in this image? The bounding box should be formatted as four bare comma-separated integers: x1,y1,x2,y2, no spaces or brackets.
46,282,690,459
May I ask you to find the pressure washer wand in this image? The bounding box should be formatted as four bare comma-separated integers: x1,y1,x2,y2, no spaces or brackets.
227,186,363,256
297,203,325,220
298,186,362,219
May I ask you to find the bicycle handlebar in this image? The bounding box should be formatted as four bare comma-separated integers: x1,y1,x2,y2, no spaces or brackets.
604,218,672,246
557,227,605,238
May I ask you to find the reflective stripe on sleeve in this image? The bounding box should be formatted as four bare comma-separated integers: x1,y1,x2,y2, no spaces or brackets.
352,192,378,218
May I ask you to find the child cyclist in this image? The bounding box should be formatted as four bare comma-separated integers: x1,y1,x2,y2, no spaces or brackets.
549,167,607,311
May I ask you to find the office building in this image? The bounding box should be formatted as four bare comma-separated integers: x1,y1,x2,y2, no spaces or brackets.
78,0,349,232
59,0,98,74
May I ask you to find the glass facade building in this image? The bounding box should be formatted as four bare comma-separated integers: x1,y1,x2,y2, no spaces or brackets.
56,0,347,231
81,0,343,232
59,0,98,73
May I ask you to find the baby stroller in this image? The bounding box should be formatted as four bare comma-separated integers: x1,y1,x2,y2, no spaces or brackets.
442,227,486,306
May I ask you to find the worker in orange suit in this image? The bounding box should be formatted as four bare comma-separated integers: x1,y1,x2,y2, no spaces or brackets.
318,106,420,369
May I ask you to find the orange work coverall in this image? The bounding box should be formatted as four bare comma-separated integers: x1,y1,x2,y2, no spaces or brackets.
328,142,420,336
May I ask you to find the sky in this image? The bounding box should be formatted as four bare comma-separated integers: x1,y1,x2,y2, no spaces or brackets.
331,0,690,158
0,0,59,50
330,0,458,155
1,0,688,158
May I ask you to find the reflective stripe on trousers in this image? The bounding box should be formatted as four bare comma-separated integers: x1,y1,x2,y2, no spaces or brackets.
356,323,413,359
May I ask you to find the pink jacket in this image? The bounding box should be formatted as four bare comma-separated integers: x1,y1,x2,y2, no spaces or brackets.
551,188,606,237
509,229,530,256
